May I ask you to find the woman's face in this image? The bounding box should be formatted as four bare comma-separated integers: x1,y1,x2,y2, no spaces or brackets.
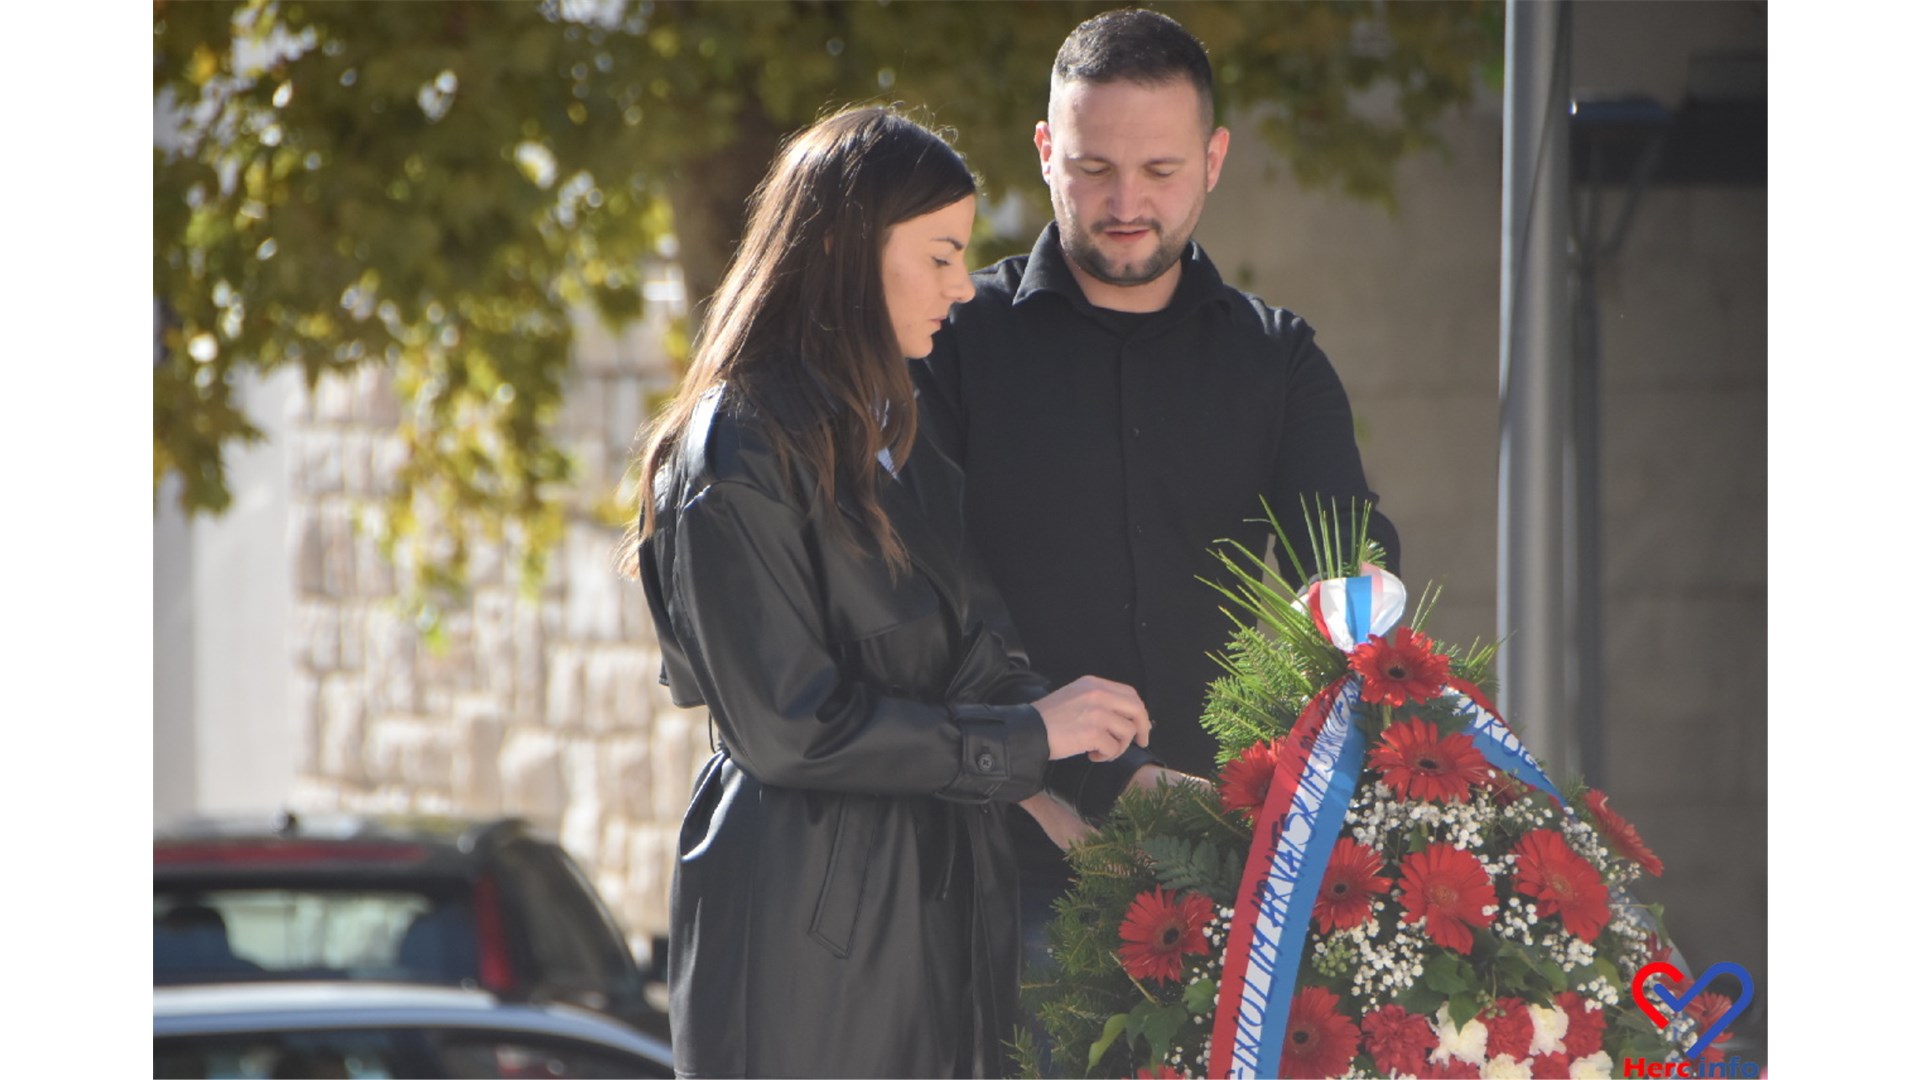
880,195,978,359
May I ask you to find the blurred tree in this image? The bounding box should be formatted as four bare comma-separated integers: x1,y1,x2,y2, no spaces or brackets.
154,0,1501,604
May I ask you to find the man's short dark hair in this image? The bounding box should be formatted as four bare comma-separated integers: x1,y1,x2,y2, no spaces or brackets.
1051,8,1215,127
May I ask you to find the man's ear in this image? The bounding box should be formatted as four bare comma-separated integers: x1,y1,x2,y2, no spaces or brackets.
1034,120,1054,183
1204,126,1231,193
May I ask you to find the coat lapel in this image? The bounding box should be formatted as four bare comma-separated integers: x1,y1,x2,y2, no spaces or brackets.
839,449,972,624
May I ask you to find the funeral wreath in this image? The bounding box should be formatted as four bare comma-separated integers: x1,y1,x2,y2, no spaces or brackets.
1017,507,1730,1079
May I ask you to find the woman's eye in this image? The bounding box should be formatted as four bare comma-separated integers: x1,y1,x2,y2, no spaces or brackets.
933,257,952,268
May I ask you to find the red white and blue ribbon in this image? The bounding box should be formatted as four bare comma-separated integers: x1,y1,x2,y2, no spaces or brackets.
1207,673,1366,1078
1443,679,1567,807
1301,572,1406,653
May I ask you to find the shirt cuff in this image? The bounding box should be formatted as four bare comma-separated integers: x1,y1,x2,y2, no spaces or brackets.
1046,743,1157,823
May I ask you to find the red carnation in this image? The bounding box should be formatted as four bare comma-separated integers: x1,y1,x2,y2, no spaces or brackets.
1429,1058,1482,1078
1480,997,1535,1061
1555,992,1605,1058
1116,887,1212,983
1513,829,1612,942
1134,1067,1182,1079
1583,788,1665,877
1369,718,1492,803
1220,739,1285,818
1314,838,1391,933
1349,626,1451,707
1397,844,1497,953
1278,986,1360,1079
1360,1004,1436,1077
1532,1050,1574,1078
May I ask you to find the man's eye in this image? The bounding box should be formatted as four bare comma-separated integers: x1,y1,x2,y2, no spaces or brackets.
1149,169,1177,179
933,257,952,268
1079,165,1110,177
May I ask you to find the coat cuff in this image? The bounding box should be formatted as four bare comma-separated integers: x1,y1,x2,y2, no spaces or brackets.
935,703,1048,803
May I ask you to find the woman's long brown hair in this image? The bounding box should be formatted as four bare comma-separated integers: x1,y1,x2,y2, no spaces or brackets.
616,106,976,579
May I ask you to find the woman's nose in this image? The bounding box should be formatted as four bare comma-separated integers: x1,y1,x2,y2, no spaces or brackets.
948,269,975,303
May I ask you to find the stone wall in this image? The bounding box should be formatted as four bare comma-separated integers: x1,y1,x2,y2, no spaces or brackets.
282,269,707,943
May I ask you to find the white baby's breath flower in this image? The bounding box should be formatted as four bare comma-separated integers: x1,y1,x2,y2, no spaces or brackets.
1527,1003,1569,1056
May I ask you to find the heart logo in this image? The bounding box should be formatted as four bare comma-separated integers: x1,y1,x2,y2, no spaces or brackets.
1630,961,1756,1059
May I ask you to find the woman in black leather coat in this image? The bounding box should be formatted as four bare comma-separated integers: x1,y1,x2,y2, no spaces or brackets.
617,108,1153,1078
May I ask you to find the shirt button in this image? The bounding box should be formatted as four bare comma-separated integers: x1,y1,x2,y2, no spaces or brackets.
1133,524,1144,536
1138,619,1149,630
1130,426,1142,438
975,751,996,771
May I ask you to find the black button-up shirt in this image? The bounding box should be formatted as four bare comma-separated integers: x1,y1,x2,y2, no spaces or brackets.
913,223,1399,799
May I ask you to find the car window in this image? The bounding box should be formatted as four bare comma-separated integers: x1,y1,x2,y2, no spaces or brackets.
492,845,637,1002
155,889,476,985
154,1029,435,1079
435,1032,674,1079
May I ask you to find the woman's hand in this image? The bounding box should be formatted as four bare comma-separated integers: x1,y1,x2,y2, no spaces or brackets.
1034,675,1149,762
1019,791,1095,851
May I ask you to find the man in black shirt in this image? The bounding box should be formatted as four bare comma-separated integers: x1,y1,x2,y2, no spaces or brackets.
910,7,1400,1010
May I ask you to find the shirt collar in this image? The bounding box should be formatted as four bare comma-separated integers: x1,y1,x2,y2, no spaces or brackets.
1011,221,1230,324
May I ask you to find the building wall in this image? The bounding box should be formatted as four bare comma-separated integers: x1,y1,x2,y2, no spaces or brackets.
276,276,709,943
1200,0,1767,1030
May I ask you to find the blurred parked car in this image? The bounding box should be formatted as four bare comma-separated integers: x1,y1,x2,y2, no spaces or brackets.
154,981,673,1078
154,814,669,1043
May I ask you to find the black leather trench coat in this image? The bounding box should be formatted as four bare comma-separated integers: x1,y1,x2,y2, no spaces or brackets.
638,388,1059,1078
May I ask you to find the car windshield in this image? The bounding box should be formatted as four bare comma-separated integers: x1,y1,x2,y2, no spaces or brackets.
155,889,476,985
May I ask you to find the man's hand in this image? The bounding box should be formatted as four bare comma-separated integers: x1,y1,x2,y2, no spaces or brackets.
1126,764,1209,793
1019,791,1095,851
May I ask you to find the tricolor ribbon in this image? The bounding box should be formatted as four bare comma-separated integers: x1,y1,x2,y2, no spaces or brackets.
1206,674,1365,1077
1206,572,1564,1077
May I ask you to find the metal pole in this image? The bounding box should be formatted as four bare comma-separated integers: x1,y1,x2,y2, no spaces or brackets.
1498,0,1574,781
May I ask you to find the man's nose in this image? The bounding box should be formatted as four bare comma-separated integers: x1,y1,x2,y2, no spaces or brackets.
1109,174,1146,222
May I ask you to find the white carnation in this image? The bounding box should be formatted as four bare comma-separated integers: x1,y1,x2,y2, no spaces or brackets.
1569,1051,1614,1078
1482,1053,1534,1078
1527,1003,1569,1056
1429,1014,1488,1066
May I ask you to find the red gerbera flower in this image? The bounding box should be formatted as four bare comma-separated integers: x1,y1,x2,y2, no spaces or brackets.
1555,992,1605,1058
1349,626,1451,706
1220,739,1285,818
1360,1004,1436,1077
1532,1050,1574,1078
1512,829,1612,943
1583,788,1665,877
1397,844,1497,953
1480,997,1535,1061
1313,838,1390,933
1116,887,1212,983
1685,991,1735,1064
1278,986,1360,1079
1368,718,1492,803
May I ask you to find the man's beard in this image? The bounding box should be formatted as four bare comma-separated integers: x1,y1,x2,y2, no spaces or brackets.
1056,194,1203,289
